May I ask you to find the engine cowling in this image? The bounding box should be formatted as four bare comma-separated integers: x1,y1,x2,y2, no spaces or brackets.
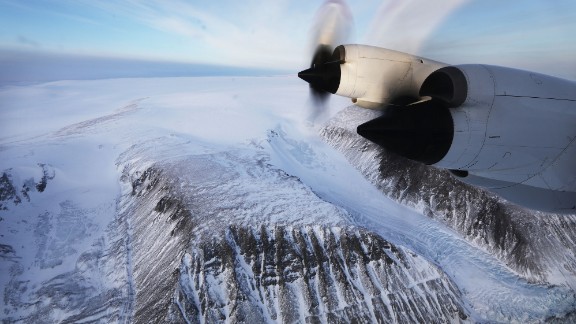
298,44,446,109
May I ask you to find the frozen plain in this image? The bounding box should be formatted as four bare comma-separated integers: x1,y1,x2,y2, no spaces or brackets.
1,76,576,323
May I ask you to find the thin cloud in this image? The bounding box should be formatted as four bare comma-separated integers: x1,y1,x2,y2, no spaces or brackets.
75,0,313,69
364,0,470,55
17,35,40,48
4,0,572,77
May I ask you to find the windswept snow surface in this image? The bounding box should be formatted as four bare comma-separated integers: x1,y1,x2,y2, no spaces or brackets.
1,76,575,322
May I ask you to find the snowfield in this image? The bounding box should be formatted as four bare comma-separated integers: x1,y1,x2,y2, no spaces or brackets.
1,76,575,323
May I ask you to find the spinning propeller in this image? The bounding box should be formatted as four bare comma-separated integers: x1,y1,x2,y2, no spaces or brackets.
299,0,352,108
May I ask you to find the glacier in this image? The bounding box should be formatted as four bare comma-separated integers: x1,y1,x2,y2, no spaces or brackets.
1,76,575,323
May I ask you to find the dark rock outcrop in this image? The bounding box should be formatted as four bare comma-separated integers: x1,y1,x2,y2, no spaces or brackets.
116,148,467,323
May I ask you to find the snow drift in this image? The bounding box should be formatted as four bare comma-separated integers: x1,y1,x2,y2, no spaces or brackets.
1,76,575,323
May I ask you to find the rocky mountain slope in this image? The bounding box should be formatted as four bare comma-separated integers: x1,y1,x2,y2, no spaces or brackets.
115,145,466,323
320,106,576,291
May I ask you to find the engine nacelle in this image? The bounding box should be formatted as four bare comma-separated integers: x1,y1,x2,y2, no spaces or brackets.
333,45,446,108
428,65,576,212
360,64,576,213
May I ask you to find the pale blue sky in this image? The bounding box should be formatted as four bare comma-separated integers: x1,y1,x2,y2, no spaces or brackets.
1,0,575,81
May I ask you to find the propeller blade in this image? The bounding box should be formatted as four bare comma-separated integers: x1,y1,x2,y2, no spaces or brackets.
310,0,353,54
305,0,352,107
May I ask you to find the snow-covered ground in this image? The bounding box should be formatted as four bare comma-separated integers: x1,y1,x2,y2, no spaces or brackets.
1,76,575,322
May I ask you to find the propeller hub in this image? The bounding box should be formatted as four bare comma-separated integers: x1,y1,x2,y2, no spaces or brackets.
298,61,341,94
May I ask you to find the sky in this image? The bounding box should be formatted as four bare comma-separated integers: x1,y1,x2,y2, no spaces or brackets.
1,0,576,83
